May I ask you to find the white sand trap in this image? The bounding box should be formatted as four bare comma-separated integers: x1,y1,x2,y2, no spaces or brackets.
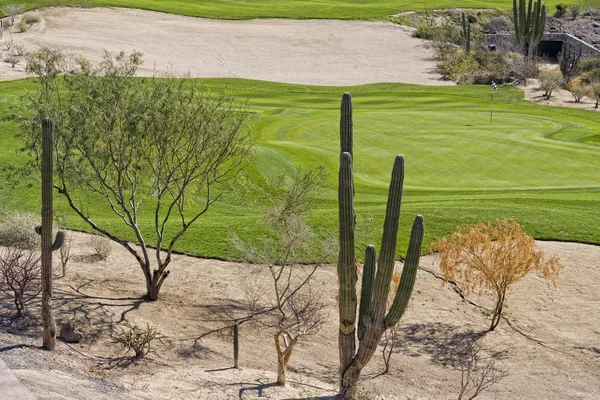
0,7,451,86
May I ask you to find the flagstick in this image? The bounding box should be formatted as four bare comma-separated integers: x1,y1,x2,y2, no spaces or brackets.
490,92,493,124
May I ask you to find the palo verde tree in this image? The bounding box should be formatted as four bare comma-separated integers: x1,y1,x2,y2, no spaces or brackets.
432,220,561,331
337,93,424,399
234,167,331,386
20,49,253,300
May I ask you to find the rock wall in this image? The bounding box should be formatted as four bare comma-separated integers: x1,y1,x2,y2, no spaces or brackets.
486,33,600,58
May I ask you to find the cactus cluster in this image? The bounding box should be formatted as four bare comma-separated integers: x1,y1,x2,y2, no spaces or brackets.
337,93,424,399
513,0,546,59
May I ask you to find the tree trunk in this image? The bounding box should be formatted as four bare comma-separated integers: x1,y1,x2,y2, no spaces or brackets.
490,292,505,331
277,350,286,386
147,268,169,301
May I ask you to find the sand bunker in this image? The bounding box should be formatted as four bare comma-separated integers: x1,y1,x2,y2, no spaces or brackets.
0,7,451,86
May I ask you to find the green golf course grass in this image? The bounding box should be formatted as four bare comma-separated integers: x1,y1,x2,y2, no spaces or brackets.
7,0,599,20
1,78,599,260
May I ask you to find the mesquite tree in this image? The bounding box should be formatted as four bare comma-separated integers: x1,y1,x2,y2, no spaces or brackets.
337,93,424,399
21,50,253,300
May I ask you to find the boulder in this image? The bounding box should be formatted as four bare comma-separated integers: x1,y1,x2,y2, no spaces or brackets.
59,322,82,343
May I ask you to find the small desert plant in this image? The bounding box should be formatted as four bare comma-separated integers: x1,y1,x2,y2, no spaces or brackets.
0,212,39,249
4,43,25,68
568,78,592,102
566,6,580,19
538,69,563,98
554,3,568,17
506,53,539,84
0,247,41,318
1,4,24,26
89,235,112,260
431,220,561,331
111,322,159,358
592,82,600,108
15,20,27,32
57,232,72,277
482,16,511,33
22,14,40,27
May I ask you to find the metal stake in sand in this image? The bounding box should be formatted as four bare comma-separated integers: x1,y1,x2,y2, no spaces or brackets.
233,322,239,368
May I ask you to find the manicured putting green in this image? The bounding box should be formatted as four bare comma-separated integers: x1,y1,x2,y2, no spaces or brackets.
11,0,600,20
1,79,599,260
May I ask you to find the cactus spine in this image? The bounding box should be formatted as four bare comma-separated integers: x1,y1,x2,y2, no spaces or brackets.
513,0,546,59
40,118,64,351
460,13,471,54
337,93,424,399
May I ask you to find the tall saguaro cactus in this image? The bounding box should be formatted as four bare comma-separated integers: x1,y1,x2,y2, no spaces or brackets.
460,12,471,54
337,93,424,399
513,0,546,59
40,118,64,351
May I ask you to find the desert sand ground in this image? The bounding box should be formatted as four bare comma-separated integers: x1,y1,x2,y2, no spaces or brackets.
1,231,599,399
0,7,451,86
0,7,599,400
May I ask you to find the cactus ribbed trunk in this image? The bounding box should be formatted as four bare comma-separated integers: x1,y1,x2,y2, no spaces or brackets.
336,93,424,399
41,118,56,351
513,0,546,59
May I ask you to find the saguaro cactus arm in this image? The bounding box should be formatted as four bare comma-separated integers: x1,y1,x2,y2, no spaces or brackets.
358,245,376,341
384,215,424,327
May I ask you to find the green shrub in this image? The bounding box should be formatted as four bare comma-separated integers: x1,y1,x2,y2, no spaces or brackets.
437,46,509,85
554,3,568,17
483,16,511,33
538,69,563,98
23,15,40,27
567,78,592,102
414,21,461,44
15,20,28,33
579,57,600,73
0,212,39,249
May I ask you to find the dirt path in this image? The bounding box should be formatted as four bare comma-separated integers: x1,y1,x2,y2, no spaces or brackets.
0,7,450,86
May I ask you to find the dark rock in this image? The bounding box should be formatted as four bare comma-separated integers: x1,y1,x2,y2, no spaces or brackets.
59,322,82,343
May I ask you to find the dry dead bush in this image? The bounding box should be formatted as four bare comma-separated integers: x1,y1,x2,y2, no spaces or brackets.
431,220,561,331
234,167,331,386
111,322,159,358
89,235,112,261
56,232,72,277
0,247,41,318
